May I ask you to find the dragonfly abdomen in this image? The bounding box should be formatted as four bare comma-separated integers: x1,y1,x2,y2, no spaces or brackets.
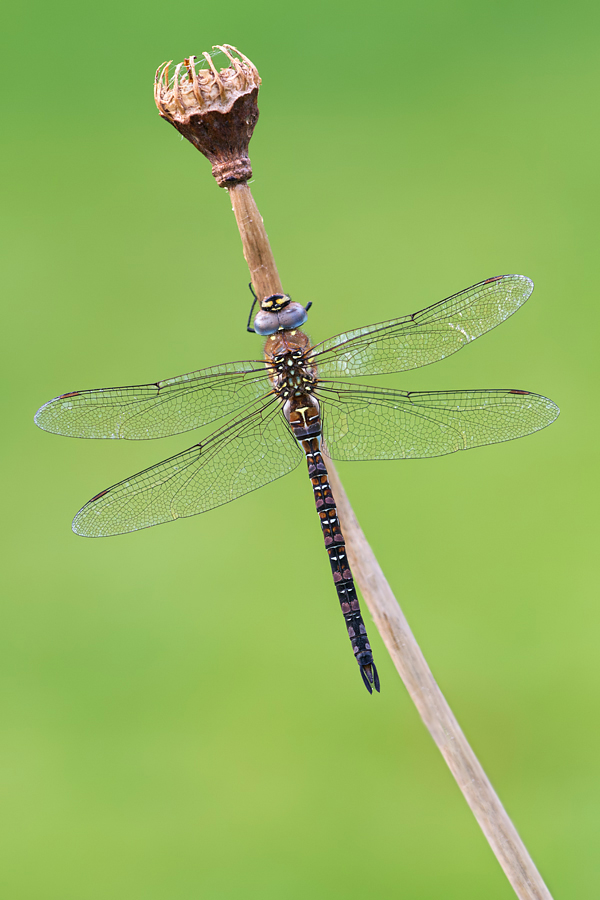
301,434,380,695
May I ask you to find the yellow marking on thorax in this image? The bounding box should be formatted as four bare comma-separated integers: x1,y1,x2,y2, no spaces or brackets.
294,406,311,426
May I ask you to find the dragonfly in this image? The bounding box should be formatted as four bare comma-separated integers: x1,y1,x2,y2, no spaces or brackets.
35,275,559,694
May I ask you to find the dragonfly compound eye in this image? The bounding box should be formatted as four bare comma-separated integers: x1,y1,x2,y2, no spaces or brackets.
253,301,309,335
277,302,308,331
254,310,282,335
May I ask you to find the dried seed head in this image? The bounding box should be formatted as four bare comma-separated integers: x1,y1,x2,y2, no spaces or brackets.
154,45,261,187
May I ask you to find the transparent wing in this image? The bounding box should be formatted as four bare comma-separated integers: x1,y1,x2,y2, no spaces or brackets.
309,275,534,377
35,361,270,439
72,397,303,537
317,382,559,460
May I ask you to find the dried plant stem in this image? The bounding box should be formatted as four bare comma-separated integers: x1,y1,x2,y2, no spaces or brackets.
225,178,552,899
228,182,283,300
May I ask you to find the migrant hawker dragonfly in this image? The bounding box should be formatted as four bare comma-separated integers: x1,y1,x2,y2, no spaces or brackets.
35,275,559,693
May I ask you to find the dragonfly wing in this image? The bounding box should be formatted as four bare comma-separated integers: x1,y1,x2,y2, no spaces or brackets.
318,382,559,460
35,361,270,439
310,275,534,377
72,398,303,537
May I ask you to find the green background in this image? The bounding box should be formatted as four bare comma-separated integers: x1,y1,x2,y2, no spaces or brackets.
2,0,598,897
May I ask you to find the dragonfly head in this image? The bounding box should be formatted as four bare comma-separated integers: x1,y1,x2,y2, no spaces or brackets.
254,294,309,335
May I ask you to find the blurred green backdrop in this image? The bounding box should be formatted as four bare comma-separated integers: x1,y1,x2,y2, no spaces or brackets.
2,0,598,897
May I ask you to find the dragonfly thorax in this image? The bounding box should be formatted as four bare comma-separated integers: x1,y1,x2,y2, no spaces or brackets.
268,349,321,439
268,349,317,401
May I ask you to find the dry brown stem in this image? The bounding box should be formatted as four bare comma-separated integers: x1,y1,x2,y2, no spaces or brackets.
225,175,553,900
228,182,283,301
226,177,554,898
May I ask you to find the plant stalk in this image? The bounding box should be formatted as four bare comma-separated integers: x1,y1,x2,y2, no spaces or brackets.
226,178,553,900
228,183,283,300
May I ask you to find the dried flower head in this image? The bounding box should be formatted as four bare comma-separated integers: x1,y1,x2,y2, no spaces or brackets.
154,45,261,187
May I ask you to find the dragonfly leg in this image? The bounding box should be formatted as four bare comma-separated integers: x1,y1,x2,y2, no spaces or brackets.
246,282,258,333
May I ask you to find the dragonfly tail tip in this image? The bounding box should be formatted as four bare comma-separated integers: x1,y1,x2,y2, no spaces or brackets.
360,662,380,695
